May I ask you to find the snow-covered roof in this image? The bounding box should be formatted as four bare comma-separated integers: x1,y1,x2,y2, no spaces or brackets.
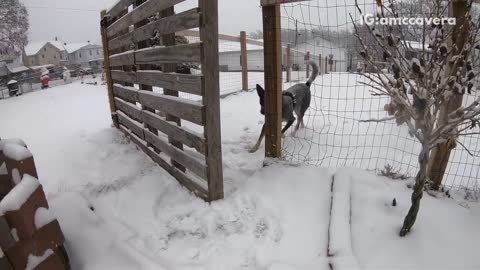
8,66,31,74
29,64,54,70
64,42,91,53
219,41,263,53
7,80,18,85
24,41,66,56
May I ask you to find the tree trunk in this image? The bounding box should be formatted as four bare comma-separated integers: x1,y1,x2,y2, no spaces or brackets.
399,143,429,237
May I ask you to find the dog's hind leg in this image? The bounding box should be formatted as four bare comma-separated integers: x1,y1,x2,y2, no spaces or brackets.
249,124,266,153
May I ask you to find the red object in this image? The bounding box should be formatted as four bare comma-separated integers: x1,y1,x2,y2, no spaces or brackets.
384,104,391,111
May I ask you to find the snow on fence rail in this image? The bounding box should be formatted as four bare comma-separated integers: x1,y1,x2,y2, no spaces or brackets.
0,139,69,270
101,0,224,201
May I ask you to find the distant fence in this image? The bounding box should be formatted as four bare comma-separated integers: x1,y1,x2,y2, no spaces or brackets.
0,139,69,270
178,29,347,98
101,0,224,201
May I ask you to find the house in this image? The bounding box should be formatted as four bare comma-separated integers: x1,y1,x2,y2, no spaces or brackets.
0,43,24,85
64,42,103,68
23,41,68,67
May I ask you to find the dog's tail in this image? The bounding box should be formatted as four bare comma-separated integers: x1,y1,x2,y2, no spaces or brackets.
306,61,319,87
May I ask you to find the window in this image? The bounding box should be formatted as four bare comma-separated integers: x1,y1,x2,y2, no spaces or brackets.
79,52,82,58
54,55,56,59
60,54,63,60
44,48,46,51
89,50,92,56
42,54,45,58
97,50,100,55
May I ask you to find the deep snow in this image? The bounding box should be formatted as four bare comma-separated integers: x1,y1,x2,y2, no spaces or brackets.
0,78,479,270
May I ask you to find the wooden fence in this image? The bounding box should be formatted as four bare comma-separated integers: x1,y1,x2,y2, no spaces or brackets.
101,0,224,201
0,139,69,270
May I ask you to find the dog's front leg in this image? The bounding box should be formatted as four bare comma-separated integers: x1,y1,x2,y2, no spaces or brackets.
249,124,266,153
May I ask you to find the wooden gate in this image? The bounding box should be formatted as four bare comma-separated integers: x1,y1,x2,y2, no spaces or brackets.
100,0,223,201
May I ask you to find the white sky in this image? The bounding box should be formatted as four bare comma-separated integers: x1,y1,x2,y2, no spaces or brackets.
21,0,264,44
21,0,374,45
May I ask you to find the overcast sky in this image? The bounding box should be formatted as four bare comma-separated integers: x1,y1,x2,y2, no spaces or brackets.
21,0,264,44
21,0,371,45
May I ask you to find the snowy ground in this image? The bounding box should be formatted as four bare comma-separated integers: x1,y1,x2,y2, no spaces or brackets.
1,78,480,269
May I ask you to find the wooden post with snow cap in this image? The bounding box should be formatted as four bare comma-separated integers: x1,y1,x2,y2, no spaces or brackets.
100,9,119,128
427,0,469,190
240,31,249,91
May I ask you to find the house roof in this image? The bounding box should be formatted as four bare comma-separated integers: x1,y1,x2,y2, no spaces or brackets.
25,41,101,56
24,41,66,56
64,43,91,53
8,66,31,74
219,41,263,53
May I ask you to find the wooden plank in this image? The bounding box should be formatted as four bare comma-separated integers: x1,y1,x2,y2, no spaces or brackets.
119,126,208,200
261,0,311,6
107,0,185,37
135,43,202,65
161,6,186,173
111,70,137,84
109,50,135,66
106,0,134,23
109,8,201,51
142,110,206,154
137,71,203,95
111,70,203,96
138,91,204,125
262,3,282,158
112,84,140,103
114,97,143,121
144,130,207,179
240,31,248,91
200,0,224,201
117,111,145,139
101,10,120,128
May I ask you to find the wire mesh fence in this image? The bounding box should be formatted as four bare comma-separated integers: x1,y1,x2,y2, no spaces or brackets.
278,0,480,192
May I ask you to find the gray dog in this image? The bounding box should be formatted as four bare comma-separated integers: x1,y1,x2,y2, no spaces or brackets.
250,61,319,153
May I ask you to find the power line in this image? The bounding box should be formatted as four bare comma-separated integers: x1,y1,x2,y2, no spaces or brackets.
25,6,99,12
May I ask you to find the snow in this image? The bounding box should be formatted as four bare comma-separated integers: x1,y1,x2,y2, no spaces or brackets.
34,207,55,229
219,41,263,53
11,169,21,185
0,77,479,269
0,174,39,215
0,247,3,258
25,249,54,270
64,42,92,53
0,163,6,175
24,41,67,56
0,138,26,151
7,80,17,85
2,143,32,161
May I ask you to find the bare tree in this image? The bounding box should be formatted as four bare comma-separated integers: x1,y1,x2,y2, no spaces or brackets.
352,0,480,236
0,0,29,51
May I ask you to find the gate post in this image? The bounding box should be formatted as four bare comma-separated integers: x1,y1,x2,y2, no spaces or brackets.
240,31,249,91
200,0,224,201
427,0,469,190
286,44,292,82
261,1,282,158
100,10,119,128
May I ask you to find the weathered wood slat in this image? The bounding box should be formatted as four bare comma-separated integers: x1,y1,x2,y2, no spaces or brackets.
118,111,144,139
135,43,202,65
106,0,135,24
138,91,204,125
107,0,185,38
109,8,201,51
114,97,143,121
142,110,205,154
113,84,139,103
111,70,137,84
111,70,203,96
119,126,208,200
144,130,207,179
109,50,135,66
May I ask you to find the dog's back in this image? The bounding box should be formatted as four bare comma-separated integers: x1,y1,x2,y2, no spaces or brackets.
285,61,318,117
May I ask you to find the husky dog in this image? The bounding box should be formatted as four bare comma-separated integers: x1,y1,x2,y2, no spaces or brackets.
250,61,319,153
